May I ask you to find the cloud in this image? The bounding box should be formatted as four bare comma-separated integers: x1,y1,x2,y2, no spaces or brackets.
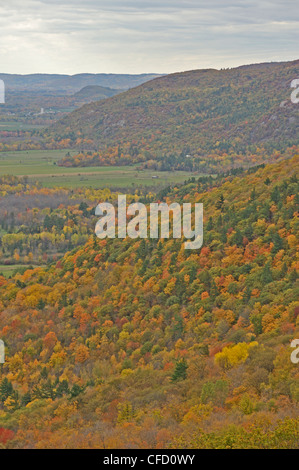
0,1,298,74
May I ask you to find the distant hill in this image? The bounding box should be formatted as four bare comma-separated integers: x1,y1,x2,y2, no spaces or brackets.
0,73,162,94
50,60,299,169
72,85,119,101
0,84,121,116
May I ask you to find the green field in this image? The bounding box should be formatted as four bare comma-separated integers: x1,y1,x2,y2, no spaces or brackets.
0,264,45,278
0,121,46,131
0,149,199,189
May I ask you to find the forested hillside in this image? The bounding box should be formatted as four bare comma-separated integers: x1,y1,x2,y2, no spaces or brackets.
0,73,161,131
0,178,136,268
51,60,299,171
0,155,298,448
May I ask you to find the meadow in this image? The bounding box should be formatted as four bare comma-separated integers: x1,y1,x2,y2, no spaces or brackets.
0,264,44,278
0,149,196,189
0,121,46,131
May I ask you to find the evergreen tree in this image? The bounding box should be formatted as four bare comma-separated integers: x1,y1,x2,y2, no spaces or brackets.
216,194,225,211
0,377,13,403
171,358,188,382
261,263,273,285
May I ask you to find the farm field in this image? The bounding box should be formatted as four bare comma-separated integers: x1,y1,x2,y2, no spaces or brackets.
0,264,46,278
0,149,198,189
0,121,46,131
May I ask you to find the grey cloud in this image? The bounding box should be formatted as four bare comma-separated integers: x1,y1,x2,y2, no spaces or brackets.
0,1,298,74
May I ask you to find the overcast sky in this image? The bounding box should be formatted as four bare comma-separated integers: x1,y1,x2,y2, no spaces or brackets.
0,0,298,75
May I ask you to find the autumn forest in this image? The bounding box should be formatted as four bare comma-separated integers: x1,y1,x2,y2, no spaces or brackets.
0,59,298,450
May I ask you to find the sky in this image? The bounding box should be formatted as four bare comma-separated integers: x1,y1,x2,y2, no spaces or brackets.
0,0,298,75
